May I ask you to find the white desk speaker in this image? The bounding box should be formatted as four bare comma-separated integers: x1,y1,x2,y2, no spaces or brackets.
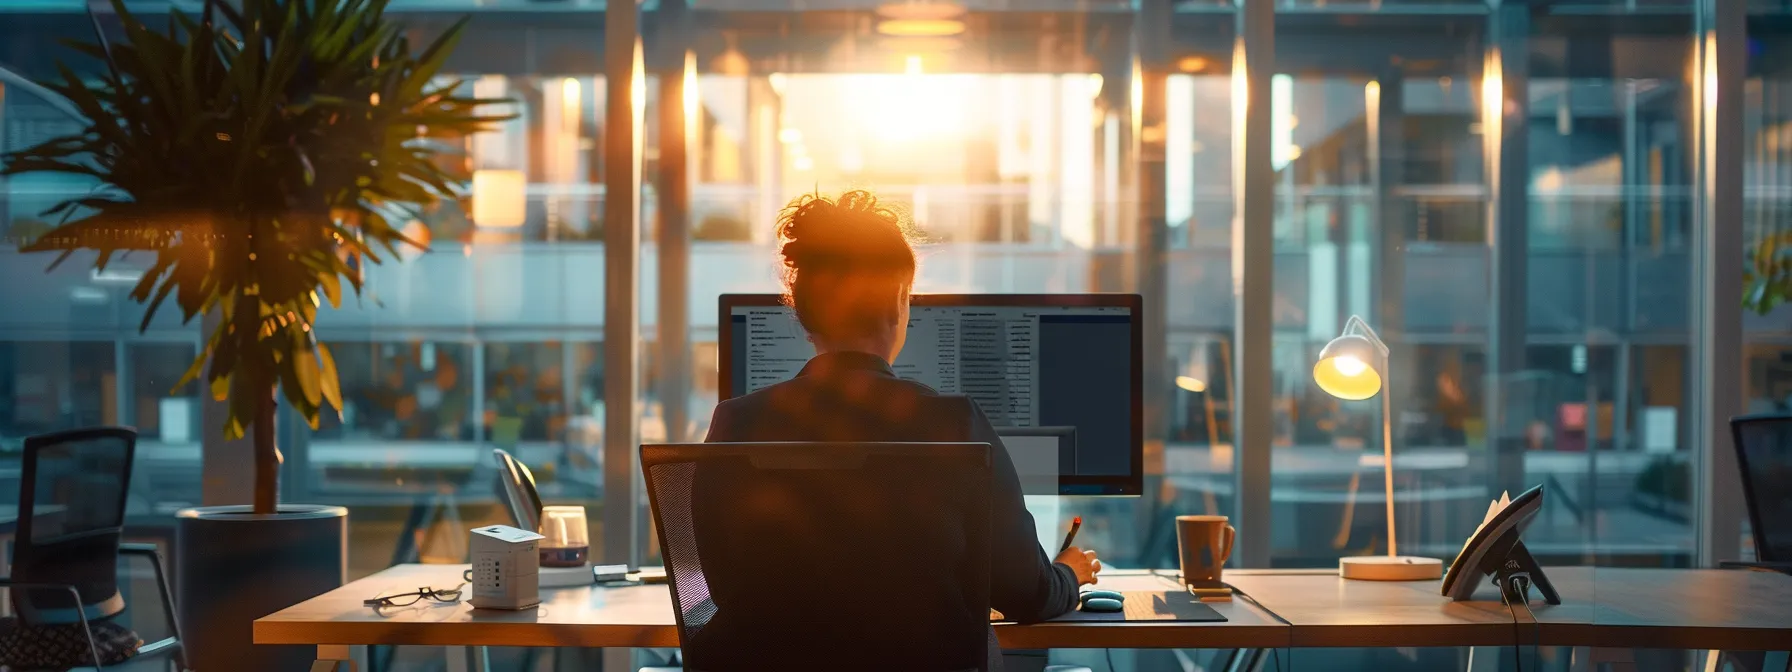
469,525,544,610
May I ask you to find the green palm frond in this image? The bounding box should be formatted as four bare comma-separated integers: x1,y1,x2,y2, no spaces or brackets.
1,0,512,440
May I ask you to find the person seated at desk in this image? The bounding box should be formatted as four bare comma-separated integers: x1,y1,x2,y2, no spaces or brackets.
700,190,1101,652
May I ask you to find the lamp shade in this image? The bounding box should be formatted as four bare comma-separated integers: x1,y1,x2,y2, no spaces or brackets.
472,169,526,228
1313,333,1384,401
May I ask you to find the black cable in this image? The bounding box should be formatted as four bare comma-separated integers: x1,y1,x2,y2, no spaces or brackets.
1105,645,1118,672
1496,575,1522,672
1498,573,1541,672
1511,575,1541,672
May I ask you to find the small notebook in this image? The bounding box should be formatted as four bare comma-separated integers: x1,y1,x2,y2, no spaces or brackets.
1043,591,1228,623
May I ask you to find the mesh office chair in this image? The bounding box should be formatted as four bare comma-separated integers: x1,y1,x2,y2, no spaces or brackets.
643,442,994,672
0,427,185,670
1729,415,1792,570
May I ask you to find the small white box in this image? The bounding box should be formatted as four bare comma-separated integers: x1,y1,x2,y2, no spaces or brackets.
468,525,544,610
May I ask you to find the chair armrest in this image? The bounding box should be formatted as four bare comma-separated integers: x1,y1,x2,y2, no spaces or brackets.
117,540,188,669
118,543,161,557
0,578,77,591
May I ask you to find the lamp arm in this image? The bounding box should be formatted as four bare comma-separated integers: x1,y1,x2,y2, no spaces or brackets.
1341,313,1397,557
1342,315,1390,358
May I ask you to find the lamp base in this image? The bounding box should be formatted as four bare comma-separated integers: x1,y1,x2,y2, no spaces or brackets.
1340,555,1443,581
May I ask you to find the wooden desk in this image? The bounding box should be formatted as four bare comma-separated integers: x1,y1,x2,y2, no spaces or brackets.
255,565,1291,656
256,564,1792,665
1529,568,1792,651
1224,570,1521,648
1225,568,1792,653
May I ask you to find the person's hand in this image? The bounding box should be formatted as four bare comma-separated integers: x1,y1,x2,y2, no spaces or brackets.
1055,545,1102,586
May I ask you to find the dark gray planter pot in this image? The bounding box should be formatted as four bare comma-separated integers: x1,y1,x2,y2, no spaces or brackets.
175,504,347,672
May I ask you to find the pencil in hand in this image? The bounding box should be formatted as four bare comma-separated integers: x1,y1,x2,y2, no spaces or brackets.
1059,516,1083,554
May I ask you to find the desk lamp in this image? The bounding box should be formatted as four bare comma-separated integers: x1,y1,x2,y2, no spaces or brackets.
1313,315,1443,581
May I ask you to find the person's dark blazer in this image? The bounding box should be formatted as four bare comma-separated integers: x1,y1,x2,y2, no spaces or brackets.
700,351,1078,650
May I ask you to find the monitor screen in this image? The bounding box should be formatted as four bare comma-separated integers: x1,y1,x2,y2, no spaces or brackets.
718,294,1142,495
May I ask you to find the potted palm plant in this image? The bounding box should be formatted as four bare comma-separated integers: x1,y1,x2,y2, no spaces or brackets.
0,0,506,668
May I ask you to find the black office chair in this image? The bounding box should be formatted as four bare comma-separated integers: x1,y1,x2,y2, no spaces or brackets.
1728,415,1792,572
0,426,185,670
643,442,995,672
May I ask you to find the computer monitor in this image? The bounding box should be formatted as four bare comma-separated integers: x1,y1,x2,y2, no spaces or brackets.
718,293,1142,495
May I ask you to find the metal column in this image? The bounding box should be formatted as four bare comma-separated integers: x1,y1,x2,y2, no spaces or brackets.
1137,0,1172,460
1232,0,1275,569
1691,0,1745,567
1485,3,1530,498
655,1,693,446
602,0,644,570
600,4,646,670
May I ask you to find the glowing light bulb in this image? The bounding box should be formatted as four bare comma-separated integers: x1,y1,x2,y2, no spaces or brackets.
1332,356,1368,377
1175,376,1207,393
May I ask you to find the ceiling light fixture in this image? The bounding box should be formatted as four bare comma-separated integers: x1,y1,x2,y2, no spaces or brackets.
876,2,967,37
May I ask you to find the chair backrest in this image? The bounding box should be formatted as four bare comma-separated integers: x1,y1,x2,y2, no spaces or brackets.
1732,415,1792,562
12,427,136,624
492,448,543,533
642,442,993,671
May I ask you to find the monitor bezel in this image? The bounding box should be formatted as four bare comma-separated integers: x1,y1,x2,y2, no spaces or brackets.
717,292,1143,496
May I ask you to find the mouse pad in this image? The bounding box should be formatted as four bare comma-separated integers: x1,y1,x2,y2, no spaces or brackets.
995,591,1226,623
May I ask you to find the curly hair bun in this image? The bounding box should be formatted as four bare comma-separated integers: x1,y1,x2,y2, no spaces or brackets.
777,190,916,275
774,190,918,343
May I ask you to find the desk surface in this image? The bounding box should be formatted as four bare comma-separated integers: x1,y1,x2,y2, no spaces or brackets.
1224,570,1521,648
254,565,1290,650
1225,567,1792,651
1531,567,1792,651
256,565,1792,652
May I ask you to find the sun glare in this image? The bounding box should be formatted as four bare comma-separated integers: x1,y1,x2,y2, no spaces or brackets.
847,70,971,143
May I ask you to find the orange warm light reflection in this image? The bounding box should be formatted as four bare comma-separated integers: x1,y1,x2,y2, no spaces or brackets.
631,39,647,123
1481,48,1503,196
683,50,699,133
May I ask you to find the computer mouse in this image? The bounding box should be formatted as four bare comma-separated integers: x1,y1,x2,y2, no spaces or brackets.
1080,597,1124,613
1080,590,1124,603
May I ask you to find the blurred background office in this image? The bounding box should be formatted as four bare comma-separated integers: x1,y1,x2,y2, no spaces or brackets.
0,0,1783,668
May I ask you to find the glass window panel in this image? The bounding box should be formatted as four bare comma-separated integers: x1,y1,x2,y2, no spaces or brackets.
312,341,476,442
0,341,115,444
1745,6,1792,562
483,341,569,443
1269,11,1699,569
128,342,199,444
